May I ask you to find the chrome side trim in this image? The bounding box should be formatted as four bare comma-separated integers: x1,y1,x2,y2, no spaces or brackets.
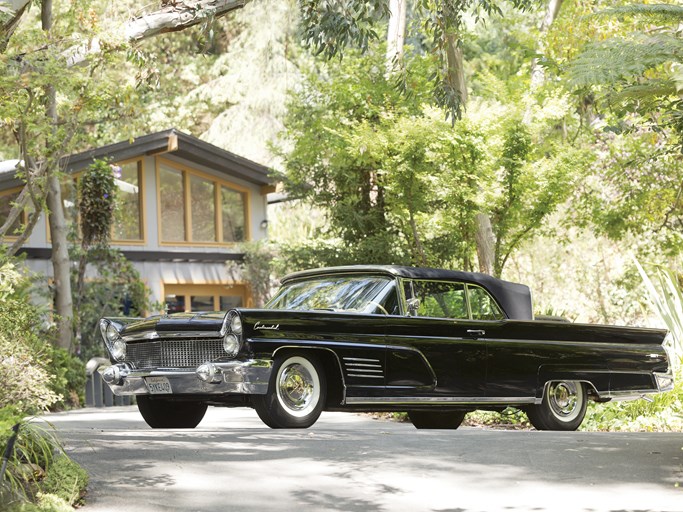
343,356,384,381
345,396,540,406
604,389,663,402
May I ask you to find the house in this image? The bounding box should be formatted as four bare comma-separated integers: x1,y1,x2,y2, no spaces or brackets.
0,129,274,312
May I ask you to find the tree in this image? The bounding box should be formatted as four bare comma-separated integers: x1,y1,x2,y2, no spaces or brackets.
279,48,581,276
0,0,248,351
564,3,683,254
298,0,534,122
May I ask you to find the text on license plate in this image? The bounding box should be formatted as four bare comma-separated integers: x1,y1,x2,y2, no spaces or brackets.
146,376,172,394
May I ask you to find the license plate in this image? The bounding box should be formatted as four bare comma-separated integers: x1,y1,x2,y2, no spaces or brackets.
145,376,172,394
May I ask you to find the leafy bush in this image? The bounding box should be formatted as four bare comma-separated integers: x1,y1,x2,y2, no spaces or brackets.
582,378,683,432
1,417,89,511
40,455,88,506
47,349,86,410
0,263,60,413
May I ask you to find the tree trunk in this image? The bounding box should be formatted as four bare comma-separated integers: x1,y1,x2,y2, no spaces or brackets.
42,0,74,351
385,0,407,74
529,0,564,90
475,213,495,276
445,33,467,108
46,168,74,351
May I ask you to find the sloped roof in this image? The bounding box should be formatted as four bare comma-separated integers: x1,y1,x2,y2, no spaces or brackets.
64,129,272,186
1,129,273,189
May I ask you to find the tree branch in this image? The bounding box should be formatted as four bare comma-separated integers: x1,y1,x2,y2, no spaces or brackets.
0,0,31,54
66,0,249,67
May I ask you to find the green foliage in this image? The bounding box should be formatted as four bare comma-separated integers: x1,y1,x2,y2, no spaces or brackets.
78,159,117,248
0,262,60,413
39,455,88,506
279,48,582,274
297,0,535,121
634,259,683,364
227,241,280,307
0,417,89,511
299,0,389,59
582,378,683,432
69,247,152,361
47,349,86,410
567,3,683,151
573,130,683,251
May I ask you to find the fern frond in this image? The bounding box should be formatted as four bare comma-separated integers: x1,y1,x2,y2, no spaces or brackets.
597,3,683,24
568,33,683,88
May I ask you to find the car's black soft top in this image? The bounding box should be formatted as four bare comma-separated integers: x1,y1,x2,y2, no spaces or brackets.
281,265,534,320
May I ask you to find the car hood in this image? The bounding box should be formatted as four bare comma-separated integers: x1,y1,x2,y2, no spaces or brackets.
114,311,227,339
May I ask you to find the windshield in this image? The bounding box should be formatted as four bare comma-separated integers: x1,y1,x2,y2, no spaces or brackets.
266,275,397,314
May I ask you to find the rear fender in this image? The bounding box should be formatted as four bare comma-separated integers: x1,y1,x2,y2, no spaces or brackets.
537,365,608,401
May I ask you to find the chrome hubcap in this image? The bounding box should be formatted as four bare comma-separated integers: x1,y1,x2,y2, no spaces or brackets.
549,382,579,418
277,363,315,413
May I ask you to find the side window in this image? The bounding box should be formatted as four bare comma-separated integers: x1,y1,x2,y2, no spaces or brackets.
406,280,468,319
468,285,505,320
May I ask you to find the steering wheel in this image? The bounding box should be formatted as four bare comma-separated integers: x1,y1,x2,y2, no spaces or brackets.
366,301,389,315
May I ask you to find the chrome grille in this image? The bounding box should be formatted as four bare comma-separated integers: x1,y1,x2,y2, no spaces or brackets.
125,338,224,369
343,357,384,380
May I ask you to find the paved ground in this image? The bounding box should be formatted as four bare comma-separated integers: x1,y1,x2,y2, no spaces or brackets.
44,406,682,512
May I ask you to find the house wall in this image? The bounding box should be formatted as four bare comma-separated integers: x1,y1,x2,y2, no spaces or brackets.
10,153,269,312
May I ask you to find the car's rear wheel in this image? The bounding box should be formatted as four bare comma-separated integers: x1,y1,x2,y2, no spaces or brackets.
137,396,207,428
253,354,327,428
408,410,467,429
526,380,587,431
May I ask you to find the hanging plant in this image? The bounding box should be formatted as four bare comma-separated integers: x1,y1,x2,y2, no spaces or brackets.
78,159,117,248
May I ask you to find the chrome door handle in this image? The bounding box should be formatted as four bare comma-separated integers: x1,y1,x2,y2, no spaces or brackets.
466,329,486,337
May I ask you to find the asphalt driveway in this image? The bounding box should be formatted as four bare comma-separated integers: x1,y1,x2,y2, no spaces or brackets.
45,406,682,512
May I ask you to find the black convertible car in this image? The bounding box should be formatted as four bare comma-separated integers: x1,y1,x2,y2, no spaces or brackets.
99,265,675,431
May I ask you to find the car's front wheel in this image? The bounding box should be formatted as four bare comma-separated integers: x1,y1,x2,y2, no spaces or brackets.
408,410,467,429
253,354,327,428
137,396,207,428
526,380,587,431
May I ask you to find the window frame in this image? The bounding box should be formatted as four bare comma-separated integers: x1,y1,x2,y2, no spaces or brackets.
111,157,146,245
156,157,251,246
163,283,250,312
400,278,506,321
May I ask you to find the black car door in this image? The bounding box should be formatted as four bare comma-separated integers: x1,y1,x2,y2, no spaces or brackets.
383,279,488,399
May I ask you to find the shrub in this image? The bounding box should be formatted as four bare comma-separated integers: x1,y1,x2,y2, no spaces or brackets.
0,263,60,413
47,349,86,410
40,455,88,506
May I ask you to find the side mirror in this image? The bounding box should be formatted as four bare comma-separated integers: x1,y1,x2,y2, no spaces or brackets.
406,298,420,316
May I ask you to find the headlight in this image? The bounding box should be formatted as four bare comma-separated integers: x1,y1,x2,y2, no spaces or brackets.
223,333,240,357
99,319,127,362
106,323,120,344
111,339,127,361
230,314,242,335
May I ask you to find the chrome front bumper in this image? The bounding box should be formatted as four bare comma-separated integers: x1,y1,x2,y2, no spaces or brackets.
98,359,273,396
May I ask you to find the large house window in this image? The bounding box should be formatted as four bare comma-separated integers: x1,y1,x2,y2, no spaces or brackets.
159,164,186,242
0,188,26,237
157,159,248,245
113,159,143,242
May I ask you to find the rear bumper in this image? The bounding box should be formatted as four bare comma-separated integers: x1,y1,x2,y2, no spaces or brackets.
98,359,273,396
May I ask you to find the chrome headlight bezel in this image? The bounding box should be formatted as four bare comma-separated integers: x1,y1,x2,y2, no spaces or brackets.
99,319,127,362
220,310,243,358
